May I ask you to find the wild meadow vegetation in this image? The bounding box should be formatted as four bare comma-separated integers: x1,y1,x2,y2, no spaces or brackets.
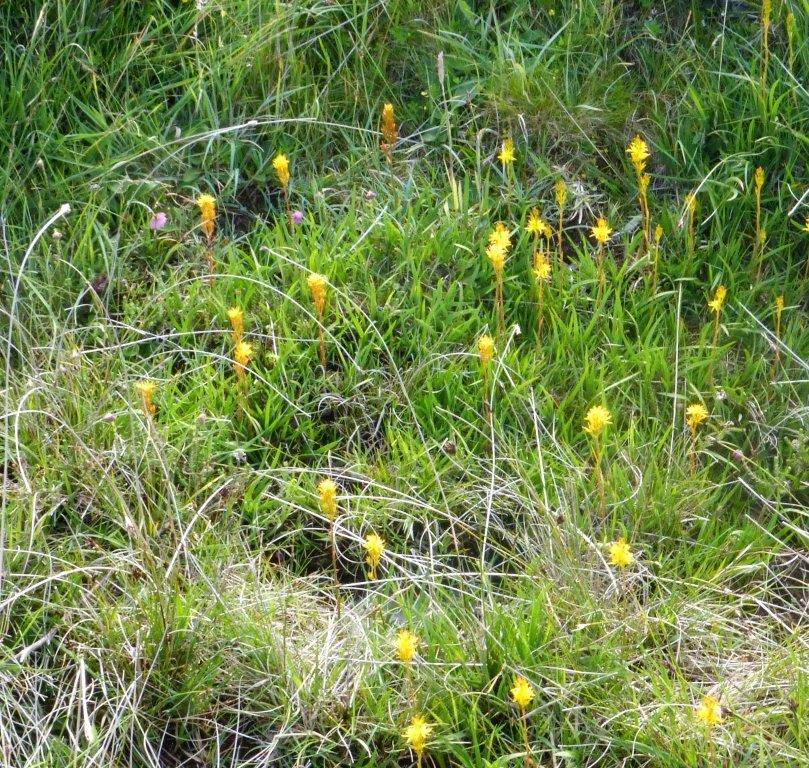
1,1,808,766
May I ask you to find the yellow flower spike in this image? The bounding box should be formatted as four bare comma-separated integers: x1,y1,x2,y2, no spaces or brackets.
583,405,612,438
533,250,552,283
695,694,723,729
197,193,216,244
526,208,549,239
234,341,253,375
135,380,157,417
363,532,385,579
317,478,339,520
478,334,495,370
626,134,650,174
403,715,433,758
590,217,613,245
555,179,567,208
608,537,634,569
685,403,709,433
488,222,512,252
708,285,727,315
584,405,611,518
754,166,765,192
486,242,506,275
498,138,515,167
380,102,398,157
395,629,420,663
773,295,785,370
555,179,567,265
654,224,663,244
227,306,244,345
273,153,290,190
307,273,329,366
761,0,771,88
510,676,535,711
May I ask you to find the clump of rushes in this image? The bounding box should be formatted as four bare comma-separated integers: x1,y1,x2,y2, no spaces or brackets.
510,676,535,768
555,179,567,265
478,334,495,421
227,306,244,346
685,403,709,474
753,166,765,279
487,223,511,334
273,153,290,207
761,0,771,90
307,273,328,367
626,135,651,252
363,533,385,580
234,340,253,393
584,405,612,519
380,102,398,161
590,217,613,293
652,224,663,289
403,715,433,768
608,537,634,569
532,248,552,343
135,380,156,418
318,478,341,616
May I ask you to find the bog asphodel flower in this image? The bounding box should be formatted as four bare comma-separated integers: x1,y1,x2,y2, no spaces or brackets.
526,209,552,240
273,153,290,190
489,222,511,252
510,676,535,711
533,249,551,283
478,334,495,370
498,138,515,167
363,533,385,579
307,273,328,315
708,285,727,315
395,629,420,663
197,193,216,244
686,403,709,433
135,380,156,416
228,306,244,345
608,537,634,569
317,478,338,520
584,405,611,438
555,179,567,264
590,217,613,245
626,134,650,174
380,102,398,156
404,715,433,757
234,340,253,372
695,694,723,728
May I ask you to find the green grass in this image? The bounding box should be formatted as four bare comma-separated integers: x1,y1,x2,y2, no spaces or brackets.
1,1,807,766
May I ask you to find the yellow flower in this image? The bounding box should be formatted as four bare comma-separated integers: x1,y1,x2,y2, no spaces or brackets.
708,285,727,314
686,192,697,214
317,478,339,520
478,334,495,369
804,217,809,234
608,537,634,568
626,134,650,173
273,153,290,189
555,178,567,207
395,629,420,663
307,273,328,315
135,380,157,416
775,294,784,315
498,138,515,166
227,306,244,344
695,695,723,728
380,103,398,151
583,405,612,438
590,217,613,245
526,209,551,238
685,403,709,431
510,676,535,711
762,0,771,29
403,715,433,756
654,224,663,244
639,173,650,194
363,532,385,578
533,250,551,283
197,193,216,241
754,166,765,192
488,222,511,252
234,341,253,369
486,242,506,274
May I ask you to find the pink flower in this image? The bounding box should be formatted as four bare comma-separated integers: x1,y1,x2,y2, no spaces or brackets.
149,212,167,231
291,210,304,226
